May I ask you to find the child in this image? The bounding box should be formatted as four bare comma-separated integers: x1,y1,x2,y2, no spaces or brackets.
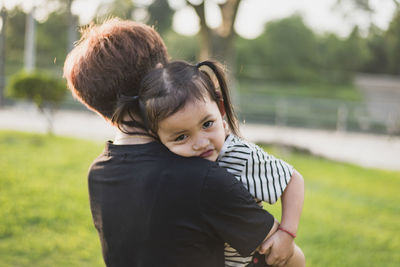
112,60,305,267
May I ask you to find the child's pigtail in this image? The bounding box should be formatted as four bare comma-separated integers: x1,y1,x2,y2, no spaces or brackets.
196,61,240,136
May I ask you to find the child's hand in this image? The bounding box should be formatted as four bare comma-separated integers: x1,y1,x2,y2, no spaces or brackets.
259,230,295,266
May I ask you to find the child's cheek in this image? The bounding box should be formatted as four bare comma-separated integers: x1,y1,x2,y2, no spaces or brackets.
170,145,192,158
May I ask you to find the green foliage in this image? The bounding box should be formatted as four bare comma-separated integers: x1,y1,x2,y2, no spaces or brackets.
4,1,400,90
385,8,400,74
237,15,373,84
5,6,69,76
339,26,370,72
362,25,389,73
237,15,321,83
147,0,174,35
163,30,200,62
316,27,370,83
7,70,66,109
36,9,69,71
5,7,25,76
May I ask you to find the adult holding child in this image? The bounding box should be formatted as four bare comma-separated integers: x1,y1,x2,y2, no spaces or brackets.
63,18,301,267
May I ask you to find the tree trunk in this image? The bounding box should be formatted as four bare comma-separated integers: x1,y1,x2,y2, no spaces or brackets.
66,0,78,52
24,8,36,72
187,0,240,62
0,7,7,107
187,0,241,105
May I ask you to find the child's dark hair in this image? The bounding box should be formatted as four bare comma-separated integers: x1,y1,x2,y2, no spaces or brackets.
111,60,240,137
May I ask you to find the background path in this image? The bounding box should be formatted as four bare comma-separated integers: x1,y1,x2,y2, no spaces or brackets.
1,105,399,171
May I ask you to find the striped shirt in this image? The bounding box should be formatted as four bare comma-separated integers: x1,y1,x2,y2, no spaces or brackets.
217,134,294,267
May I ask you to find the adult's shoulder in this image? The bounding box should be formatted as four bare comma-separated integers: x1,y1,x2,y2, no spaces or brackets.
166,154,224,179
201,162,252,206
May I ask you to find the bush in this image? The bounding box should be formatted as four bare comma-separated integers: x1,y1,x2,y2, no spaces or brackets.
7,70,66,109
7,70,67,133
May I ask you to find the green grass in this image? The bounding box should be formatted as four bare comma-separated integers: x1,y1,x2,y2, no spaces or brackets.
262,145,400,267
1,131,399,266
0,131,104,266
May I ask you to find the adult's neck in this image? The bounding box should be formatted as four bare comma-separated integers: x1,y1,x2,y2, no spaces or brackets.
114,128,155,145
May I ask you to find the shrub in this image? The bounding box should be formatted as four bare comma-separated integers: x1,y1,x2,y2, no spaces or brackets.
7,70,67,133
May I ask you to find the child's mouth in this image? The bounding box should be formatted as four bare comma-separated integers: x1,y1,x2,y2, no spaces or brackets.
200,149,214,158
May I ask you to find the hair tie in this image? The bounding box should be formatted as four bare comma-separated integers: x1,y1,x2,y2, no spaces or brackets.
117,94,139,102
196,61,218,73
126,95,139,101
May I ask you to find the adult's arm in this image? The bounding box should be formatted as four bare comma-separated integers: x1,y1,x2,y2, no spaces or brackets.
200,164,275,256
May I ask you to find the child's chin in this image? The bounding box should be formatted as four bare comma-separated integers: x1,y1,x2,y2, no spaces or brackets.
204,154,218,162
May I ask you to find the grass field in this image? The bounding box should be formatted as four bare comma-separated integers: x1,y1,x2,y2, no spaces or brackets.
0,131,103,266
1,131,399,266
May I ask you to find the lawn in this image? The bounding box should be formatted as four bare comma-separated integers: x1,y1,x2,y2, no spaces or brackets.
0,131,104,266
263,145,400,266
1,131,399,266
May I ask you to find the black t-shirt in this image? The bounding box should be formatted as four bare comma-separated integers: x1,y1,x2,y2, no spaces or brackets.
89,141,274,267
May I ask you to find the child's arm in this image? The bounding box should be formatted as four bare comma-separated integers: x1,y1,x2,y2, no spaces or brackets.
260,170,304,266
281,170,304,239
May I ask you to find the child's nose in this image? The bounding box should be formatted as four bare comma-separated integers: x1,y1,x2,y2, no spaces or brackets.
193,137,209,150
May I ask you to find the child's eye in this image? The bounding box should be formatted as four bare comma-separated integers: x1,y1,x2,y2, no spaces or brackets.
203,121,214,129
175,134,188,142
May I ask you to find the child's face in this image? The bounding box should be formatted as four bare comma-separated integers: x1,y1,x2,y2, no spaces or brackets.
157,95,228,161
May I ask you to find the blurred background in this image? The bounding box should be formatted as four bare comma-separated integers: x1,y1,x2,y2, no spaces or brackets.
1,0,400,135
1,1,400,266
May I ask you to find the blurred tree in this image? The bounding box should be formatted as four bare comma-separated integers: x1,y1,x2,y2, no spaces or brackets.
362,25,388,73
237,15,320,83
5,7,25,75
7,71,67,134
317,33,350,83
385,8,400,74
36,9,69,72
335,0,373,12
58,0,78,52
0,6,7,106
24,7,36,72
185,0,241,66
339,26,370,72
66,0,78,52
336,0,399,10
147,0,174,35
335,0,400,75
5,1,76,74
31,0,78,52
96,0,136,20
163,30,200,62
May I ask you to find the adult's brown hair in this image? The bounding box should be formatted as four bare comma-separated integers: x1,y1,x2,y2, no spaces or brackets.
63,18,169,120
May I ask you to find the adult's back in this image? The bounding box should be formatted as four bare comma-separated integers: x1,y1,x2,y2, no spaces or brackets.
89,141,273,267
